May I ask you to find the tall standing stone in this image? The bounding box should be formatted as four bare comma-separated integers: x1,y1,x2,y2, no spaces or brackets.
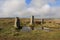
30,15,34,25
14,17,22,29
30,16,34,30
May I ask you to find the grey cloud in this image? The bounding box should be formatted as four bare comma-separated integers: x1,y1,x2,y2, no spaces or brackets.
0,0,60,18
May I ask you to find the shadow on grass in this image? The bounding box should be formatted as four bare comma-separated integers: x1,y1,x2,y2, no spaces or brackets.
0,28,3,31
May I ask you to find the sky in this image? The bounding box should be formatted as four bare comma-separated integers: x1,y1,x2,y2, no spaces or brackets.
26,0,32,5
0,0,60,18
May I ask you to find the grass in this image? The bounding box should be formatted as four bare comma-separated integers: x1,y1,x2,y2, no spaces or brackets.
0,18,60,40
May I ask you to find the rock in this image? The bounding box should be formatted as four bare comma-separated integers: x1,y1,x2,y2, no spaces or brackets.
21,26,32,32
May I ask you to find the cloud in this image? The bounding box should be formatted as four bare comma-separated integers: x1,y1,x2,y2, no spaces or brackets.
24,0,51,18
0,0,26,17
51,7,60,18
26,0,60,18
0,0,60,18
27,4,51,15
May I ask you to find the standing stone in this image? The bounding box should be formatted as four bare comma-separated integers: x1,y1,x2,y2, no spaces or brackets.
41,19,44,30
41,19,44,24
30,16,34,30
14,17,22,29
30,15,34,25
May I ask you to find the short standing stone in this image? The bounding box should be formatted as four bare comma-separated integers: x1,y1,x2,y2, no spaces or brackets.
41,19,45,30
41,19,44,24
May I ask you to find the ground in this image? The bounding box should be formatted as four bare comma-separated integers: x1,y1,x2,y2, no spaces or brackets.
0,18,60,40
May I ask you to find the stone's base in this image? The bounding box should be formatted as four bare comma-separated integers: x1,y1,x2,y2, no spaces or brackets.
34,27,51,32
17,26,22,29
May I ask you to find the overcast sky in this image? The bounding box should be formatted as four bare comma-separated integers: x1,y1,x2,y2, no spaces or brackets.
0,0,60,18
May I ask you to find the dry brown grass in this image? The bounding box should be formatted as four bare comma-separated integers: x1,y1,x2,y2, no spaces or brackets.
0,18,60,40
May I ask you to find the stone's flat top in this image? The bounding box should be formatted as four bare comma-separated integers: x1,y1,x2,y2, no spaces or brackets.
44,27,50,30
21,26,32,32
21,26,50,32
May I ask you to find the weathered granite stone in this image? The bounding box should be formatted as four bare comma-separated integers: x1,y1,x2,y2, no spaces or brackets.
14,17,22,29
